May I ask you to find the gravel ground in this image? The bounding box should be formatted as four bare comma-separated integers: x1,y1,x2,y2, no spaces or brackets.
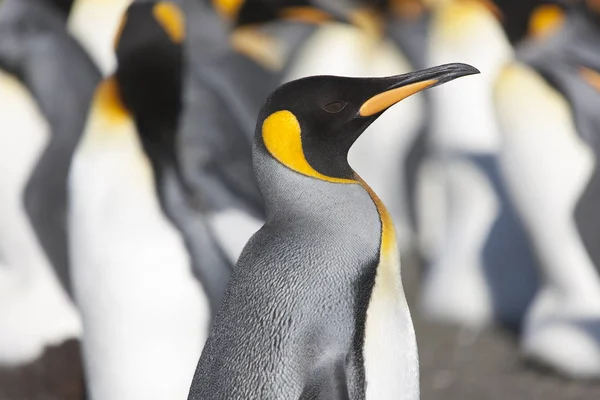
1,254,599,400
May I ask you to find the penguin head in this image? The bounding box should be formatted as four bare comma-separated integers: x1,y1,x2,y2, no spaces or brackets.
256,63,479,182
114,1,183,134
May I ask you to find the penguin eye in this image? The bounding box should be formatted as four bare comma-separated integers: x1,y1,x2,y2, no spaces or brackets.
323,101,347,114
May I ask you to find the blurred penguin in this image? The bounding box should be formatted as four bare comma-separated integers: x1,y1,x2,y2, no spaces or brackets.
419,0,539,329
179,0,366,263
0,0,97,365
495,0,600,378
67,0,132,74
68,2,209,398
378,0,432,254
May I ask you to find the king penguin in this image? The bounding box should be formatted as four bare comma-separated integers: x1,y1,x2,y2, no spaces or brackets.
418,0,539,329
67,0,132,75
68,2,209,398
187,63,478,400
494,0,600,378
179,0,363,265
0,0,95,365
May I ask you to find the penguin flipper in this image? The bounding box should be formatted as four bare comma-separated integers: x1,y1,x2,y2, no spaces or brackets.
158,166,233,318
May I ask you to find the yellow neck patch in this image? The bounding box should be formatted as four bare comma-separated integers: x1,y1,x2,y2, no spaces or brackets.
153,2,185,44
262,110,355,184
262,111,397,258
212,0,244,20
355,175,397,257
95,77,129,123
528,4,564,39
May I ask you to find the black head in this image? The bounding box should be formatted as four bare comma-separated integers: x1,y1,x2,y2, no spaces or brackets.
256,63,479,182
114,1,183,127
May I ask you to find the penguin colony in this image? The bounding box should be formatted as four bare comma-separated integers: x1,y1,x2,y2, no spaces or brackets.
1,0,600,399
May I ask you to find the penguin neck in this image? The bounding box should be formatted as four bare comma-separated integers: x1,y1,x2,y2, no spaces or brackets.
254,144,399,260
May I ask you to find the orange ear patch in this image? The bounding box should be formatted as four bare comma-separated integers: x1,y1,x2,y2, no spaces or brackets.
153,2,185,44
528,4,565,39
262,110,356,184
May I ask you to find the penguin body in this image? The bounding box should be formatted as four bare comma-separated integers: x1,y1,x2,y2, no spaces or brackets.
14,0,102,297
420,0,538,328
69,2,209,397
0,70,79,365
494,4,600,378
0,0,85,365
67,0,132,75
188,64,478,399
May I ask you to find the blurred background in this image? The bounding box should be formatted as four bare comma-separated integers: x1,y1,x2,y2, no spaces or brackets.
1,0,600,398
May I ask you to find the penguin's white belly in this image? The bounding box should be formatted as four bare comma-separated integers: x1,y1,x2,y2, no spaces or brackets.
69,131,209,400
496,64,600,306
495,63,600,378
0,72,80,365
363,252,418,400
67,0,131,75
208,209,263,264
420,158,498,326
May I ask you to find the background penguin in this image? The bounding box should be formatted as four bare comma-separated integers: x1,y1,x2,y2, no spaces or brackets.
68,2,209,398
417,0,539,329
0,0,90,365
376,0,433,255
67,0,132,75
188,63,478,400
178,0,363,264
494,0,600,378
22,0,102,301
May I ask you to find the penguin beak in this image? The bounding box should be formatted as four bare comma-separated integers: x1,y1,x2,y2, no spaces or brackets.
359,63,480,117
